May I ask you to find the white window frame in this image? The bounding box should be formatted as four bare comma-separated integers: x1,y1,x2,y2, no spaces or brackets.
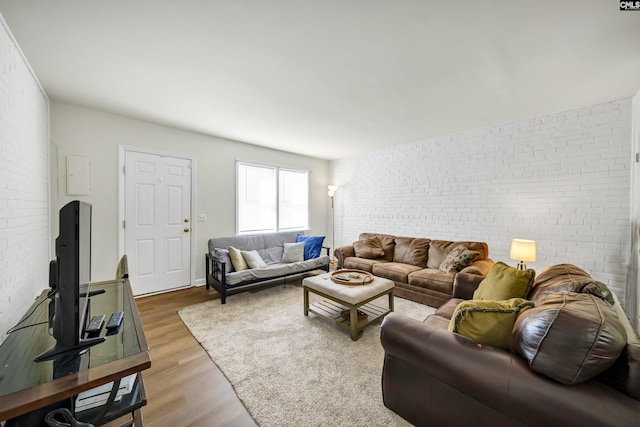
236,161,309,235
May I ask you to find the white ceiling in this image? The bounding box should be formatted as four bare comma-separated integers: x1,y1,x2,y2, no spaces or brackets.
1,1,639,160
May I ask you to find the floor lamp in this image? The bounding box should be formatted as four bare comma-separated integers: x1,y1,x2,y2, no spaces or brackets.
328,185,338,264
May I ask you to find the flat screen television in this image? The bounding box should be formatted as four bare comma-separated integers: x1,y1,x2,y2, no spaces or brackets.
35,200,104,362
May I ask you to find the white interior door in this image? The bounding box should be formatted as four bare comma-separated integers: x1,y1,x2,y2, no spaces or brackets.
124,150,192,295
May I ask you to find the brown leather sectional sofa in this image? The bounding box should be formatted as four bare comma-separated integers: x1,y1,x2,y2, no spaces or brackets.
380,264,640,427
334,232,493,307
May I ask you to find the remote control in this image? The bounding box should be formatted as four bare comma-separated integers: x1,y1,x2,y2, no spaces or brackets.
86,314,105,333
106,311,124,330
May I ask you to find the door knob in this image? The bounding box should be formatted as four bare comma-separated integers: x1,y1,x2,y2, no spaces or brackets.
184,228,190,233
184,218,189,223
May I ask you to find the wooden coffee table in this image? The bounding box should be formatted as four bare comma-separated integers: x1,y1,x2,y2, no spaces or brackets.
302,273,394,340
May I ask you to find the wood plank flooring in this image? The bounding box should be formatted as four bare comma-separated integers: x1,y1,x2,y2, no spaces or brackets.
134,286,258,427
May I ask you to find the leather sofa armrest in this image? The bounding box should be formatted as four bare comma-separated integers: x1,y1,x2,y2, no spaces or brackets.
380,313,514,419
452,272,485,300
334,245,355,269
460,258,494,276
380,314,441,367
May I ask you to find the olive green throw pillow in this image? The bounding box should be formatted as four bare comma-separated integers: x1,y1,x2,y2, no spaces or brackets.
448,298,535,351
473,261,535,301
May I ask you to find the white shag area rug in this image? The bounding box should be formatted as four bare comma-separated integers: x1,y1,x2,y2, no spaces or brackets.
178,284,435,427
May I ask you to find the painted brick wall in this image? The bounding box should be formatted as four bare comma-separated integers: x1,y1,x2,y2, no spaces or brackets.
330,99,632,302
0,16,50,343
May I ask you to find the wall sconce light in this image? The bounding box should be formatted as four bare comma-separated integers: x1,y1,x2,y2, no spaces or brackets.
509,238,536,270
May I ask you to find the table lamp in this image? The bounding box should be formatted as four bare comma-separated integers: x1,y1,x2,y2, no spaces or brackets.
509,239,536,270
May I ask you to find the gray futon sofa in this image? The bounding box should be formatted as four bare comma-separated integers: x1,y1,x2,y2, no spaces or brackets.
206,231,330,303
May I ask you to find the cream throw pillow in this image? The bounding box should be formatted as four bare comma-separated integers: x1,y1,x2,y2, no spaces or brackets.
242,250,267,269
282,242,305,263
228,246,249,271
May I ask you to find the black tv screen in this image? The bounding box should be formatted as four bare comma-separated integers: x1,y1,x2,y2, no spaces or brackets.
56,201,90,344
35,201,104,362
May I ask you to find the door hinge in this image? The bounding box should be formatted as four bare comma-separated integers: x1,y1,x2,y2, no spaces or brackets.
123,165,126,174
123,220,126,229
636,153,639,163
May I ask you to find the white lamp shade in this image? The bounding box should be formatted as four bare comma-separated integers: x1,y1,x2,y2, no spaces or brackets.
510,239,536,262
327,185,338,198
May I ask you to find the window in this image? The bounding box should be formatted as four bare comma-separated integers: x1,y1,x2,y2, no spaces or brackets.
237,162,309,234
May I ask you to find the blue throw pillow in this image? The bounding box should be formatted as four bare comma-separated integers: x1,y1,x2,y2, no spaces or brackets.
296,235,325,260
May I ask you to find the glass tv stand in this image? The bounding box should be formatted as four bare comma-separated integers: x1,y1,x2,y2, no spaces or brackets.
0,278,151,426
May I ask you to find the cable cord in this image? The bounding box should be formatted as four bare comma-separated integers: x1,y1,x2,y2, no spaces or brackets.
5,289,56,335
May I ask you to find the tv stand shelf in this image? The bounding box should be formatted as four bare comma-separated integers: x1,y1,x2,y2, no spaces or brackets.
76,373,146,425
0,278,151,426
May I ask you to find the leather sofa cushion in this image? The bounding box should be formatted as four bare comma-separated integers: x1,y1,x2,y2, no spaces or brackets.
512,292,627,385
359,233,396,261
373,262,422,283
529,263,614,304
408,268,455,295
343,257,388,273
473,262,534,301
422,313,450,329
433,298,464,320
393,237,430,267
353,236,385,259
449,298,534,351
427,240,489,269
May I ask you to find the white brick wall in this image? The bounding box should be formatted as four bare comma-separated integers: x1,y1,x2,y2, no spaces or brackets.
0,15,50,343
330,99,632,303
